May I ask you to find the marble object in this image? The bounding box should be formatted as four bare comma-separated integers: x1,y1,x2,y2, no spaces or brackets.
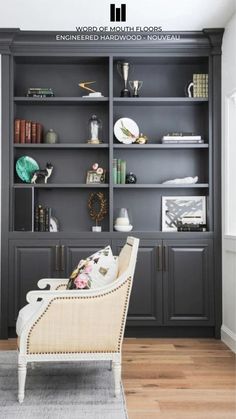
163,176,198,184
115,217,130,226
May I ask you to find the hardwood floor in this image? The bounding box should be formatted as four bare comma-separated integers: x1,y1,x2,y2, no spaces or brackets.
1,338,235,418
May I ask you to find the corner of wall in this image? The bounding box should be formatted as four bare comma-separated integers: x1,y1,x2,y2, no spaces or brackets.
221,325,236,353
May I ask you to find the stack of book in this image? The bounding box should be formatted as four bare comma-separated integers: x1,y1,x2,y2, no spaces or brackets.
26,88,54,98
14,119,43,143
193,74,208,98
34,205,51,232
162,133,203,144
113,159,126,184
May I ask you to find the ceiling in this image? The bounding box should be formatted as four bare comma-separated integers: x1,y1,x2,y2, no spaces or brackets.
0,0,235,30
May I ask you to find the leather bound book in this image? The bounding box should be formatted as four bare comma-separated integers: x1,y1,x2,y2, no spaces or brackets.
20,119,26,143
36,123,43,143
14,119,20,143
25,121,31,143
31,122,37,143
39,206,45,231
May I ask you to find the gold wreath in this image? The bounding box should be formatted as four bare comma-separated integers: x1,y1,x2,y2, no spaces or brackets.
88,192,107,224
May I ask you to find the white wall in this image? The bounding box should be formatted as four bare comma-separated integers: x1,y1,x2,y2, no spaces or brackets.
0,0,235,30
221,12,236,353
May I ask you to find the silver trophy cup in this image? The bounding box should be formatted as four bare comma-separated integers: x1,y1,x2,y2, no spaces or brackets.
117,62,131,97
129,80,143,97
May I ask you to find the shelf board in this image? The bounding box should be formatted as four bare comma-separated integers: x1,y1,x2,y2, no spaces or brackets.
113,184,209,188
13,183,208,189
14,143,109,149
14,97,109,105
13,183,109,188
113,144,209,149
113,97,208,106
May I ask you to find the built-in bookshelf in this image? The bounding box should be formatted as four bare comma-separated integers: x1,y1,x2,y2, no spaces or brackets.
11,54,213,233
0,29,223,339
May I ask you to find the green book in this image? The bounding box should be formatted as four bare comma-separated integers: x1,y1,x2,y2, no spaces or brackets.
120,160,126,184
113,159,117,184
117,159,121,184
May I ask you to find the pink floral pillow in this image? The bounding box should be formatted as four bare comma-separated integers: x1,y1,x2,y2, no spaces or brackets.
67,246,118,290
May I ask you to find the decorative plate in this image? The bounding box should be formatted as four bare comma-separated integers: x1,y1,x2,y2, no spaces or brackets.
16,156,39,183
114,118,139,144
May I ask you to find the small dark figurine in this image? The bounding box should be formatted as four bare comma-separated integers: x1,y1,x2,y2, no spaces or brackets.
126,172,137,184
31,162,53,184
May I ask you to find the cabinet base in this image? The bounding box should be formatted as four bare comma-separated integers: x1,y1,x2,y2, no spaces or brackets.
125,326,217,338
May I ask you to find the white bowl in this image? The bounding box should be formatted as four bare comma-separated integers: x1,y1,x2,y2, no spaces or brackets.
114,224,133,232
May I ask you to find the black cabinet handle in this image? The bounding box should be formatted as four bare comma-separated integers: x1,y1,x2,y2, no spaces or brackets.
157,245,162,271
55,245,60,271
163,245,168,271
61,245,65,272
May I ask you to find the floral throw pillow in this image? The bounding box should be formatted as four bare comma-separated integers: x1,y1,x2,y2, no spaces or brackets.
67,246,118,290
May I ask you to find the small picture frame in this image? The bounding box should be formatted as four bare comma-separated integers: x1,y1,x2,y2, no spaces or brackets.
86,170,106,184
162,196,206,232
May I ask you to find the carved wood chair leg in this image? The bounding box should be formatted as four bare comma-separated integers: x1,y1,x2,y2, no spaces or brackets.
18,362,27,403
113,361,121,397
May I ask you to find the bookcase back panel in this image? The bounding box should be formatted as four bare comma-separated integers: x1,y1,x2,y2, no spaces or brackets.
35,188,109,232
14,61,109,97
15,104,109,143
113,59,208,97
113,105,208,143
114,189,208,232
14,149,109,184
113,149,208,184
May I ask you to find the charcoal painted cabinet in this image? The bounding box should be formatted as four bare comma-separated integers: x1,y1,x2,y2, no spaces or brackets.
163,240,214,325
113,238,214,327
112,239,163,324
8,239,111,326
8,239,59,326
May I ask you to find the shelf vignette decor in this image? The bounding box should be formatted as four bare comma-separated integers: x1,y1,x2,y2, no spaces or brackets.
88,192,108,232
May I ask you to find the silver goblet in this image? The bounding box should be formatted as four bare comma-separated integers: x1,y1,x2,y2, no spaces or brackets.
129,80,143,97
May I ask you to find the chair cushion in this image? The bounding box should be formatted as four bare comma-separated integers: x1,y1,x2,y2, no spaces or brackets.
67,245,118,290
16,302,43,336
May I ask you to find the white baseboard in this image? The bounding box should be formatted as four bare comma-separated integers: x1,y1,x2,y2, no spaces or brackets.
221,325,236,353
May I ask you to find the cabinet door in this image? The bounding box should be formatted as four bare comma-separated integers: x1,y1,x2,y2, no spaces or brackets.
61,239,112,277
112,239,163,325
9,240,59,326
163,239,214,325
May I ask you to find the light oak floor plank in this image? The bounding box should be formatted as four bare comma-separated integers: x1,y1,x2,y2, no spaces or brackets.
0,338,235,418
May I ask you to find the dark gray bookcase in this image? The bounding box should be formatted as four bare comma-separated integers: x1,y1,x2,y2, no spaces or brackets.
0,29,223,338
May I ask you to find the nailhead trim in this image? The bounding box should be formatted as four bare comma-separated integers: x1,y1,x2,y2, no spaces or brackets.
55,284,66,290
27,276,132,355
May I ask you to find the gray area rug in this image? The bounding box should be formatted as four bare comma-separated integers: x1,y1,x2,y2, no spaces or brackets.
0,351,128,419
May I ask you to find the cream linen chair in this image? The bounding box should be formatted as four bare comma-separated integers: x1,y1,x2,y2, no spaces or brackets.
16,236,139,403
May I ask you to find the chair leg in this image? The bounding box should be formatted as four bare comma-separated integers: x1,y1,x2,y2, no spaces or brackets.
18,362,27,403
113,361,121,397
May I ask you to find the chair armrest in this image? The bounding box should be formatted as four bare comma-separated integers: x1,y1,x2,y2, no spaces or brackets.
28,273,131,304
37,278,68,290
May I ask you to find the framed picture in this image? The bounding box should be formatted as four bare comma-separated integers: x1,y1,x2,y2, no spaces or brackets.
162,196,206,232
86,170,105,184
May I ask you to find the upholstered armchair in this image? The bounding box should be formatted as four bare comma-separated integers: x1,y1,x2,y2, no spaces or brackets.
16,236,139,403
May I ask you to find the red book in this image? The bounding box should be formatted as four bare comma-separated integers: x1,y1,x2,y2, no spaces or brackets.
31,122,37,143
14,119,20,143
25,121,31,143
36,123,43,143
20,120,26,143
